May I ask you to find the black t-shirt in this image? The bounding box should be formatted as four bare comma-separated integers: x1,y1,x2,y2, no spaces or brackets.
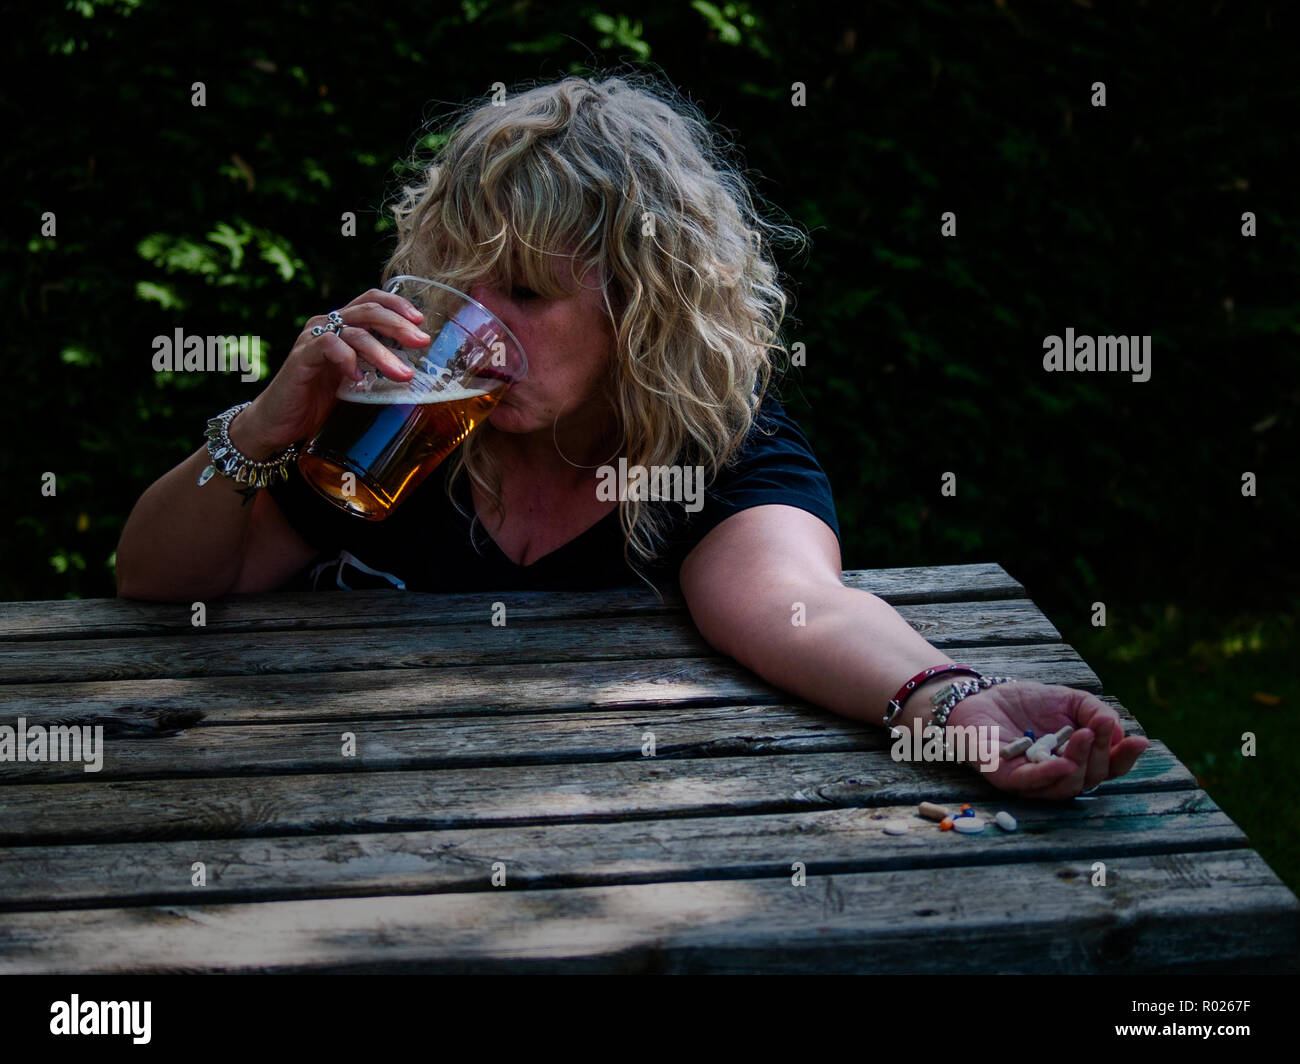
266,395,839,595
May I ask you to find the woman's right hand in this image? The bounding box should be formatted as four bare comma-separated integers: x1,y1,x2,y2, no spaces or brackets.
231,288,431,455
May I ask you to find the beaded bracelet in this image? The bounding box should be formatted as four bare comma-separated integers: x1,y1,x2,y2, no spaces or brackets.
197,402,300,489
925,675,1016,728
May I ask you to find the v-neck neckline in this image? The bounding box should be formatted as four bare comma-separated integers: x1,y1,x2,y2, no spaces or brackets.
454,466,621,569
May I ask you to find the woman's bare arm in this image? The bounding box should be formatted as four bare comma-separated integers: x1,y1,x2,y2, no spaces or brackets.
115,415,321,601
678,504,1148,797
115,288,429,602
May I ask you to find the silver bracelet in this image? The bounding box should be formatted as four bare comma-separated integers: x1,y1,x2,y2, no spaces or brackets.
197,402,300,489
926,675,1016,727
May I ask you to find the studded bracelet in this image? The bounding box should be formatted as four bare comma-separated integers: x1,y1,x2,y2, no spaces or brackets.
197,402,300,490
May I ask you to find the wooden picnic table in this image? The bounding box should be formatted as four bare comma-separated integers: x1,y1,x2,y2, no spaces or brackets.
0,562,1295,974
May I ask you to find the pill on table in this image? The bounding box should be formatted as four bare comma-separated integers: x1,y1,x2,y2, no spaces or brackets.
940,816,954,830
1025,735,1058,762
1052,725,1075,754
953,816,985,834
995,811,1018,832
883,820,910,835
919,801,948,821
1001,736,1032,758
960,808,974,817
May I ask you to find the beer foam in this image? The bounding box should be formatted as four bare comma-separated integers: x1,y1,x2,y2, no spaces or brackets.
340,381,495,404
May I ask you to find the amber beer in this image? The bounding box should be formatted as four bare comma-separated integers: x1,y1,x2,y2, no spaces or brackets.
298,276,527,517
298,380,500,519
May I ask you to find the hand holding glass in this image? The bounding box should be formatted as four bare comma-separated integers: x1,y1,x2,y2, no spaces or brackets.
298,277,527,519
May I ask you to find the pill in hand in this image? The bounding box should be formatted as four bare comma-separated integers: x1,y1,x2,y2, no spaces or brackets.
1001,736,1032,758
1025,735,1058,762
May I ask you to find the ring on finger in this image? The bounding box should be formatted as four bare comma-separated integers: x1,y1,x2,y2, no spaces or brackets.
310,310,345,337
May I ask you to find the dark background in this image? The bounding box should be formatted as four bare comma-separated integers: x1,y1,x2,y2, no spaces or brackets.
3,0,1297,885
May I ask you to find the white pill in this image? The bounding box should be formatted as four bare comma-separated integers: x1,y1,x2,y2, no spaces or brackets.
1025,735,1058,761
995,811,1017,832
882,820,910,835
1052,725,1075,753
953,816,985,834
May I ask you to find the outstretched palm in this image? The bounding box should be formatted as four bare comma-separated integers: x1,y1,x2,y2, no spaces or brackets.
945,680,1149,799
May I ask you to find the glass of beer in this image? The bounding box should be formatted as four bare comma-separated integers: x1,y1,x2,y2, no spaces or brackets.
298,276,527,519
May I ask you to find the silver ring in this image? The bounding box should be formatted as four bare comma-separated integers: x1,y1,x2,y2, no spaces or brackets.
310,309,345,337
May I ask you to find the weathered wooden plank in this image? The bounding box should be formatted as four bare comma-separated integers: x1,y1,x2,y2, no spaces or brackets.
0,564,1025,641
0,600,1059,685
0,741,1193,845
848,564,1025,602
0,789,1235,910
0,849,1291,974
0,643,1105,722
0,695,1144,784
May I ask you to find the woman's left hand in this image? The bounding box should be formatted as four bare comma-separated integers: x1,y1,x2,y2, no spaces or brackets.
944,680,1150,799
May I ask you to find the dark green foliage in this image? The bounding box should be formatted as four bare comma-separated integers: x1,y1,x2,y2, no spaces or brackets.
3,0,1296,611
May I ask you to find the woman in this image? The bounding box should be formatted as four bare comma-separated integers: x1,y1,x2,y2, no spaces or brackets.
116,73,1148,799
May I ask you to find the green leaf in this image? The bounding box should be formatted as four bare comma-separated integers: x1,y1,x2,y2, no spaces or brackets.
259,242,296,281
137,232,223,276
59,344,100,367
691,1,741,44
135,280,185,309
206,221,247,269
590,13,651,59
301,158,332,189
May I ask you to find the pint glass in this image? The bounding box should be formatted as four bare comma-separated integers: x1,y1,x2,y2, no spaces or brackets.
298,276,527,519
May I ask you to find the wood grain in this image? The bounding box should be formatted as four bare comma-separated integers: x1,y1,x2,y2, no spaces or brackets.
0,741,1193,846
0,695,1143,784
0,599,1059,684
0,564,1026,641
0,850,1291,974
0,789,1235,910
1,559,1284,976
0,643,1104,721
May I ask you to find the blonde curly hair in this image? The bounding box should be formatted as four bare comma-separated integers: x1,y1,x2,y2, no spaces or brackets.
382,71,806,587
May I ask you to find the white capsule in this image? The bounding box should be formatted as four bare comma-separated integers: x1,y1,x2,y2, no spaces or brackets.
953,816,985,834
1052,725,1075,754
1025,735,1058,762
995,811,1018,832
882,820,910,835
1001,736,1032,758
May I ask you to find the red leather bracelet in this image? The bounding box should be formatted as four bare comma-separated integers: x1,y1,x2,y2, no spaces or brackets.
882,664,982,727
